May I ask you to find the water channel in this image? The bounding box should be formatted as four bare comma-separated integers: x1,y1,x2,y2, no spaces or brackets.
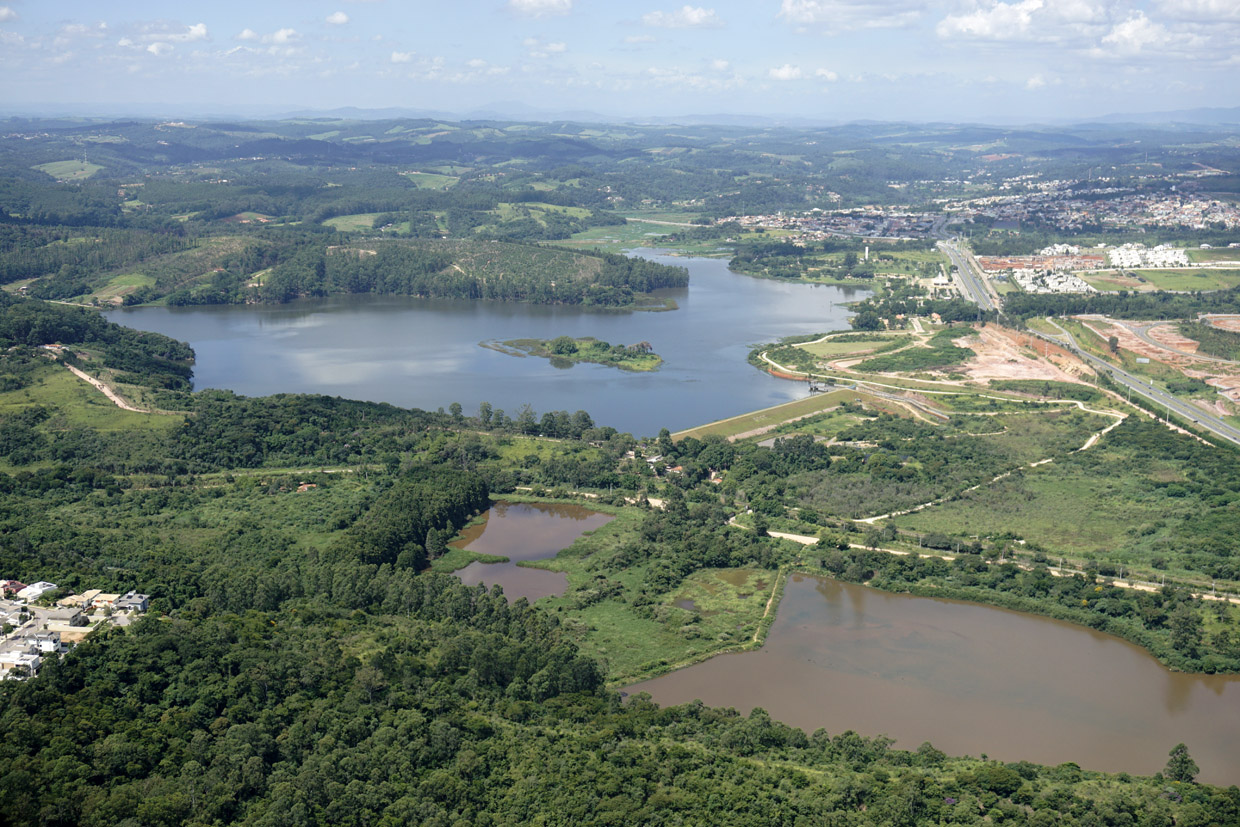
627,574,1240,785
115,253,864,436
450,501,612,603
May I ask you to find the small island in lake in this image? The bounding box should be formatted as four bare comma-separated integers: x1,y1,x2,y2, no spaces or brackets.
488,336,663,371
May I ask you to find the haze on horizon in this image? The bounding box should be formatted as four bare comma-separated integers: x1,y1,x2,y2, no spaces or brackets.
1,0,1237,124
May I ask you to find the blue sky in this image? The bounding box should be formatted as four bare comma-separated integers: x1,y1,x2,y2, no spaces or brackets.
1,1,1237,122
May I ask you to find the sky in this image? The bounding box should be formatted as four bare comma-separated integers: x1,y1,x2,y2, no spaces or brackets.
1,0,1237,123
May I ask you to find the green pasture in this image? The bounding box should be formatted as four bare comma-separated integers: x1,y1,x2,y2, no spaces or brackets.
0,364,181,433
1133,268,1240,292
401,171,459,189
32,160,103,180
324,213,380,231
1187,248,1240,263
796,332,909,358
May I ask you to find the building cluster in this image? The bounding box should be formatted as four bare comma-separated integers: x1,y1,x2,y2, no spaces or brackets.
0,580,149,680
944,189,1240,233
731,209,942,240
1107,243,1190,269
977,253,1107,272
1008,269,1097,294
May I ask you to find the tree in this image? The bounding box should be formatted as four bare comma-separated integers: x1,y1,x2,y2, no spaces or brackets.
852,310,883,331
1164,743,1198,783
751,512,769,537
1108,335,1119,354
1168,603,1202,659
478,401,493,428
449,401,463,423
548,335,578,355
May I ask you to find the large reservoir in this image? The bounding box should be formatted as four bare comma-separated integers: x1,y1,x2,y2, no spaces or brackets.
116,253,864,436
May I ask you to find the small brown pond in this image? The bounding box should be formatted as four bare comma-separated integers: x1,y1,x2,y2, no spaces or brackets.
451,501,612,603
627,574,1240,784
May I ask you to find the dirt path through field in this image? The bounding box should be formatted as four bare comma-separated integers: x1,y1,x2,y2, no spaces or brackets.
63,363,149,412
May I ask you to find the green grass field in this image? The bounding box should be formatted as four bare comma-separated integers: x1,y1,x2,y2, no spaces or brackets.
32,160,104,180
0,364,182,433
1079,271,1144,292
1132,268,1240,291
557,222,673,248
323,213,380,231
891,453,1195,571
400,171,459,189
797,333,908,359
95,273,157,303
1187,248,1240,263
493,202,592,222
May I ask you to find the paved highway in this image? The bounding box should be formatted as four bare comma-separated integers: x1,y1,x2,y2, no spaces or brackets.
1035,321,1240,448
938,240,997,312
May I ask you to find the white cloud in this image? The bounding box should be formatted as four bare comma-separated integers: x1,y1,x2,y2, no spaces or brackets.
642,6,723,29
769,63,803,80
121,22,207,45
233,27,301,48
174,23,209,42
815,67,838,80
936,0,1043,40
509,0,573,17
390,51,414,63
0,7,16,23
524,37,567,58
147,42,173,56
710,58,730,71
57,21,109,43
326,11,350,25
1099,12,1176,54
1155,0,1240,22
1026,73,1046,88
644,65,743,91
779,0,924,31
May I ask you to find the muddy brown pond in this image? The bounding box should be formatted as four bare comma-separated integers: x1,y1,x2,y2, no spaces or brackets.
627,574,1240,784
451,501,612,602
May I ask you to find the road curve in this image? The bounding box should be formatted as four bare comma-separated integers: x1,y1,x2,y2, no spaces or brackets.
1035,320,1240,448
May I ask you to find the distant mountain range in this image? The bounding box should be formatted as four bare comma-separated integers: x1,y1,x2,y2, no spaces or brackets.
3,101,1238,130
1073,106,1240,126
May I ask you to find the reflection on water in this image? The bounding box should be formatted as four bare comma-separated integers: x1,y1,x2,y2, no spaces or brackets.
115,254,866,436
627,574,1240,784
451,501,613,603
